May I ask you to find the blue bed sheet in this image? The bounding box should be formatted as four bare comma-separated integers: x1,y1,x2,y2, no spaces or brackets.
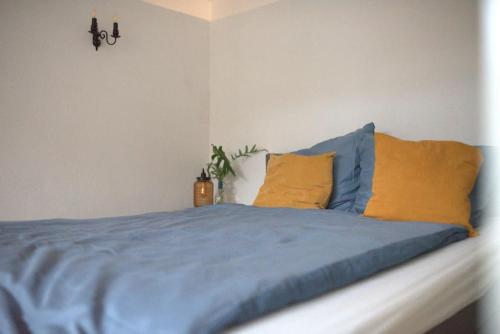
0,204,467,334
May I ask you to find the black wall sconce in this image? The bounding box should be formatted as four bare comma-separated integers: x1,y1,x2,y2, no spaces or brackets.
89,9,121,51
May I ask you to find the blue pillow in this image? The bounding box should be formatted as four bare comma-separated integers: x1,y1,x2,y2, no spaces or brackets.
353,128,375,214
295,123,375,212
470,146,497,228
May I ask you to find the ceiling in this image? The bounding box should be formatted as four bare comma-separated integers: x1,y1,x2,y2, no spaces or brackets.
142,0,283,21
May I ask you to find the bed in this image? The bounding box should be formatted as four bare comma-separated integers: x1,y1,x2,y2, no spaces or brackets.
230,228,493,334
0,203,483,334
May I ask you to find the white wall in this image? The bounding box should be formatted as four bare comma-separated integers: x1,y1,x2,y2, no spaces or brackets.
210,0,480,204
0,0,481,218
0,0,209,220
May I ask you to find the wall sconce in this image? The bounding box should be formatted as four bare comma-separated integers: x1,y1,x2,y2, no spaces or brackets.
89,9,121,51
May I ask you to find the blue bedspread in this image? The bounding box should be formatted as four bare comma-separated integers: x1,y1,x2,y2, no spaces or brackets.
0,204,467,334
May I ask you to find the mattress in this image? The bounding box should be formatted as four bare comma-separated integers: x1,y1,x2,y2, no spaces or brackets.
229,228,495,334
0,204,469,334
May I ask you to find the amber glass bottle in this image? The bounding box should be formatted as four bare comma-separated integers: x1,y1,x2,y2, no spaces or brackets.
194,169,214,207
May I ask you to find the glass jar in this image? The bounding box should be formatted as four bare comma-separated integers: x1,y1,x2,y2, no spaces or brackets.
193,169,214,207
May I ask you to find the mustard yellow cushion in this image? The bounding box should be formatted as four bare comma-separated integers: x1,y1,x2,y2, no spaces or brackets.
364,133,483,236
254,153,335,209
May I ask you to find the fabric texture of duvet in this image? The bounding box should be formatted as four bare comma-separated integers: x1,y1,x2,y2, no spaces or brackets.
0,204,467,334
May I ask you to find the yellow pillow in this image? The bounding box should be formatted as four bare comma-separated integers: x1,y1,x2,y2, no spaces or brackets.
254,153,335,209
364,133,483,237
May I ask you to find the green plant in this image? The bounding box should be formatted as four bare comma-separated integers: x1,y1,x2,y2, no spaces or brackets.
207,144,266,183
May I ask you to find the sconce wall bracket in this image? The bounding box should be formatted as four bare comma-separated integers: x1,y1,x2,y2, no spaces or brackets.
89,17,120,51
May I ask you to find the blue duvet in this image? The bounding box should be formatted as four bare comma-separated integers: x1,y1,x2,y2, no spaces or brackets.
0,204,467,334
